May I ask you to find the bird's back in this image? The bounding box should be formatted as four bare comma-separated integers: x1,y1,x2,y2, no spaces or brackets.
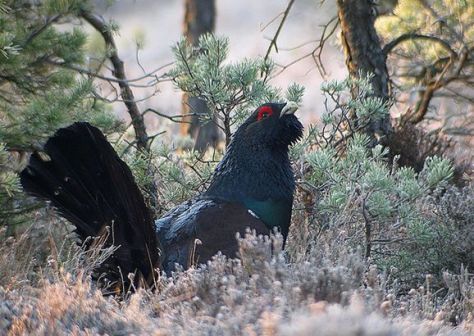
156,198,270,272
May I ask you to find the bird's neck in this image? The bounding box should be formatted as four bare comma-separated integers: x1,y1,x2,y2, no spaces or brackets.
204,141,295,234
206,141,294,200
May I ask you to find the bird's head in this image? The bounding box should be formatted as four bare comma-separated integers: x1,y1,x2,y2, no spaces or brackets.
234,102,303,149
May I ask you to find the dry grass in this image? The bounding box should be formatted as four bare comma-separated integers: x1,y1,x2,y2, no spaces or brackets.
0,225,472,335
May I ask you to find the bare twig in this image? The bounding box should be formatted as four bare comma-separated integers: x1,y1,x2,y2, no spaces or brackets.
361,196,372,260
143,108,196,124
46,59,171,87
272,16,338,78
406,46,470,124
263,0,296,62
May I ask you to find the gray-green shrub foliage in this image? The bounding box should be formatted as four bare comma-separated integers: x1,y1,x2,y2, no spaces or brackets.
290,75,468,288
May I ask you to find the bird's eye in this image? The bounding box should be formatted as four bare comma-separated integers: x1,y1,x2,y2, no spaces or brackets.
257,106,273,121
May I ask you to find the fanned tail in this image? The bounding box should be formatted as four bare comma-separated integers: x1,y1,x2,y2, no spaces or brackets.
20,122,161,291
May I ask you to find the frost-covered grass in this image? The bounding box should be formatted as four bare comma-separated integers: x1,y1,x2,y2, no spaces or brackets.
0,224,473,335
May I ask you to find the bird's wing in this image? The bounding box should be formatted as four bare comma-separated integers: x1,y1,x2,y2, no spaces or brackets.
155,199,270,272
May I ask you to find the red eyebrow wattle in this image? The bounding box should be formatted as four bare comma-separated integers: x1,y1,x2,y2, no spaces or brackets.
257,106,273,120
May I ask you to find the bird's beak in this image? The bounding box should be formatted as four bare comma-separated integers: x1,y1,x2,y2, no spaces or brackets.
280,101,299,118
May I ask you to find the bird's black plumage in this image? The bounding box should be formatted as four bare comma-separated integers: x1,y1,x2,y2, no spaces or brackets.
204,102,303,238
20,102,303,280
20,123,161,290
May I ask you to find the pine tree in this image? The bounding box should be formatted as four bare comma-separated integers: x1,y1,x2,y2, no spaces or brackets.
376,0,473,133
170,34,304,146
0,0,117,229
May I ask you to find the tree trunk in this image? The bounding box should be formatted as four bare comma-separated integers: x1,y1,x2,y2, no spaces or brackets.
336,0,393,144
182,0,219,152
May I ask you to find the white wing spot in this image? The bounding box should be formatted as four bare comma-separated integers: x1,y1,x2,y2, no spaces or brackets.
247,209,259,219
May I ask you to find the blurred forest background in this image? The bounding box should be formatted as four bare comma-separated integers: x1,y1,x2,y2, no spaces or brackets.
92,0,343,124
0,0,473,335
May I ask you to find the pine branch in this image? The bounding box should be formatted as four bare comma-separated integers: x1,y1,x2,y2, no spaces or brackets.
383,33,457,58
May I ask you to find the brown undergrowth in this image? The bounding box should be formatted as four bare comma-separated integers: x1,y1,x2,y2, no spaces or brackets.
0,223,472,335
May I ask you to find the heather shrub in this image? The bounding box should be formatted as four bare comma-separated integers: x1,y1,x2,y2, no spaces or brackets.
0,233,472,335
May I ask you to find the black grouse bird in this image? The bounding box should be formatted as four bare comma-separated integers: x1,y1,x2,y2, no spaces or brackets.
20,102,303,287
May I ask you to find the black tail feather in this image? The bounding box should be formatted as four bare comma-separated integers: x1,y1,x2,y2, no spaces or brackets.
20,122,161,290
